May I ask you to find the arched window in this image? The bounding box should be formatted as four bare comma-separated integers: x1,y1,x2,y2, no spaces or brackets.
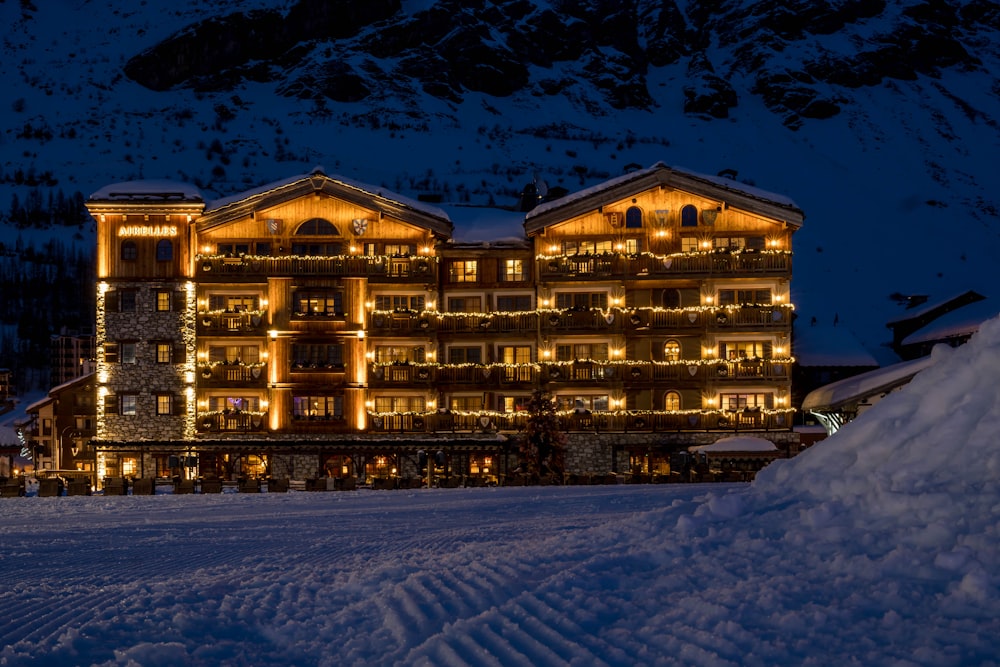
121,240,137,261
681,204,698,227
625,206,643,228
661,289,681,308
295,218,339,236
665,391,681,411
156,239,173,261
664,339,681,361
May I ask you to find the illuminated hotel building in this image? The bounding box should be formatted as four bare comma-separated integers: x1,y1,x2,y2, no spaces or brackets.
85,164,803,485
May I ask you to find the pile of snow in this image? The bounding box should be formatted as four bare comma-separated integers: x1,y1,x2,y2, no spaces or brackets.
1,320,999,665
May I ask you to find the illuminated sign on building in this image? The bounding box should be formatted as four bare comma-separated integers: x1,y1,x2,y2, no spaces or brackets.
118,225,178,237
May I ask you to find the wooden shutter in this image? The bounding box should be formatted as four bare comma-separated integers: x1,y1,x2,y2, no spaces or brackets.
104,394,117,412
105,291,119,312
104,342,118,363
173,344,186,364
173,291,185,312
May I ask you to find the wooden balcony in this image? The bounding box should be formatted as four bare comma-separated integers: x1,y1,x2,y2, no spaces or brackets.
197,411,268,433
197,311,268,335
366,409,795,434
198,363,267,387
541,309,622,333
437,312,538,335
368,363,434,387
537,250,791,281
197,255,438,282
712,359,790,381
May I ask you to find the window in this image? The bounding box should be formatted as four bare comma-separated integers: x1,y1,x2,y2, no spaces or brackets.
291,344,343,369
384,244,415,256
120,289,138,313
501,259,524,281
720,393,773,411
374,396,425,412
374,295,425,311
156,239,173,261
661,289,681,308
625,206,643,228
121,458,137,476
121,241,138,260
500,396,530,413
208,294,260,312
718,289,772,306
293,290,343,315
155,290,171,312
556,343,608,362
120,342,137,364
556,395,609,411
681,205,698,227
291,242,343,256
720,341,771,359
120,394,137,416
448,347,482,364
665,391,681,411
714,236,746,251
496,295,532,311
292,395,344,420
664,340,681,361
499,345,531,364
296,218,339,236
564,240,613,255
208,396,259,412
449,260,478,283
555,292,608,310
209,345,260,364
450,396,482,411
156,342,172,364
103,343,119,364
156,394,172,416
374,346,425,364
448,296,482,313
680,237,700,252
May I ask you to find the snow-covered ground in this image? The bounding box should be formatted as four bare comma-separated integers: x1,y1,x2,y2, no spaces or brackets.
3,317,1000,666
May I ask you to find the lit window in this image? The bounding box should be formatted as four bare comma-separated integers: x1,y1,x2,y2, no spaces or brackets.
449,260,478,283
292,395,344,420
665,391,681,411
664,340,681,361
122,458,137,476
680,237,700,252
501,259,524,281
156,290,171,311
156,394,172,416
156,343,172,364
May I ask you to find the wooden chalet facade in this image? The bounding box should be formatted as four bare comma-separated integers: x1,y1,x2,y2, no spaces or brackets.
84,164,803,488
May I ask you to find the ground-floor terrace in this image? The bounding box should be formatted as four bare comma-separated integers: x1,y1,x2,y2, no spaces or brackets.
49,429,800,494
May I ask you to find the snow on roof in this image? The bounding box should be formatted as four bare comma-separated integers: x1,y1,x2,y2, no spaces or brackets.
794,322,880,367
901,298,998,346
89,179,203,201
801,353,939,411
526,162,800,220
689,436,778,453
885,289,984,325
206,167,450,223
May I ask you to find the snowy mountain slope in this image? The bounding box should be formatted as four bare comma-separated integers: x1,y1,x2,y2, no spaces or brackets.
1,0,998,361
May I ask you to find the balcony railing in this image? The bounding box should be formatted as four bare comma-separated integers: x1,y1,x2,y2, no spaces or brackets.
198,363,267,386
197,255,438,280
537,250,791,280
366,409,795,434
197,310,268,335
197,411,268,433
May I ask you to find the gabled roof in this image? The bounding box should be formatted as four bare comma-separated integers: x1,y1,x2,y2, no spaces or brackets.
87,180,205,215
801,356,937,412
200,167,454,238
24,373,96,414
524,162,804,235
901,299,998,346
